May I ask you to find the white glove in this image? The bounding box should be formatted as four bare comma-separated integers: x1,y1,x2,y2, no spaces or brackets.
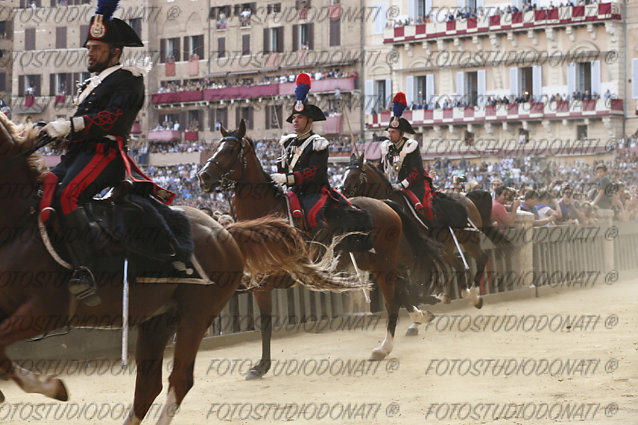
391,183,403,191
270,173,288,185
42,119,71,139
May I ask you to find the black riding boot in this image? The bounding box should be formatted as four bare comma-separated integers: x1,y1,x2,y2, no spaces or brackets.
63,207,101,306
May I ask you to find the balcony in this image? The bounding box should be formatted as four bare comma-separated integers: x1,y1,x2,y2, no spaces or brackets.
367,98,623,129
147,130,182,142
152,77,357,105
384,3,620,45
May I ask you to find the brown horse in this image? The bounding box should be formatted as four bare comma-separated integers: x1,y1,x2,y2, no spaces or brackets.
197,120,436,375
342,152,510,312
0,113,353,425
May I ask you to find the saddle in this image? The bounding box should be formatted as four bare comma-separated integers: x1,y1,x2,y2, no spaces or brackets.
38,173,209,284
284,190,373,252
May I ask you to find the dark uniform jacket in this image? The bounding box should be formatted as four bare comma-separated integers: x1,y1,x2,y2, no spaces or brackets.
381,137,432,203
53,65,172,214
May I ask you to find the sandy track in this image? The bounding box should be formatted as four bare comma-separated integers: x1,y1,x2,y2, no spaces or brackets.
1,279,636,425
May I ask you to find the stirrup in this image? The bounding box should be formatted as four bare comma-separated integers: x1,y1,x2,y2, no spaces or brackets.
68,267,101,307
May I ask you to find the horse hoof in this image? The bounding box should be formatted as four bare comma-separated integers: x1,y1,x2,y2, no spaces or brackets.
473,297,484,309
0,390,5,403
53,379,69,401
369,349,387,361
245,368,264,381
405,327,419,337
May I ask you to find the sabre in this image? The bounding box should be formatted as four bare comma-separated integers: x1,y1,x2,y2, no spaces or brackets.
121,258,129,367
449,226,470,271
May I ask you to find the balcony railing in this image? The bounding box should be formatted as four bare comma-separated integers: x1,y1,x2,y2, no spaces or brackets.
367,98,623,129
147,130,182,142
384,3,620,44
151,77,357,105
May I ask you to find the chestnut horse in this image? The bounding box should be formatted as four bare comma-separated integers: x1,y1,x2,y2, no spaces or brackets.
197,121,437,377
342,153,510,311
0,114,356,425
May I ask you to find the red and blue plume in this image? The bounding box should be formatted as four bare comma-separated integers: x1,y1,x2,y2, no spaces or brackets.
392,92,407,118
96,0,119,20
294,73,311,102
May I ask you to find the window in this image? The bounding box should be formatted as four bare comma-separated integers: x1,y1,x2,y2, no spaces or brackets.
263,27,283,53
160,37,180,63
187,110,201,131
19,74,41,96
217,38,225,58
329,18,340,46
519,67,533,101
25,28,35,50
0,73,5,92
267,3,281,13
209,108,228,130
265,105,283,129
128,18,142,39
293,23,313,50
242,34,250,55
49,73,71,96
576,62,592,93
464,71,478,106
577,125,587,141
0,21,10,39
184,35,204,60
235,106,253,129
211,5,230,29
415,0,431,20
415,76,427,104
374,80,387,111
55,27,66,49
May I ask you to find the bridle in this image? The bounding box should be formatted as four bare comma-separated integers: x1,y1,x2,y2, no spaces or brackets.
344,161,367,196
204,135,248,190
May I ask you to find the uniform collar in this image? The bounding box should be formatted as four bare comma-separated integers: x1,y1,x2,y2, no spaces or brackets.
295,129,313,141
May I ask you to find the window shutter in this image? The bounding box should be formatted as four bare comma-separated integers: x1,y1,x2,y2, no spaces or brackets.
509,67,518,96
292,25,298,51
590,60,600,97
183,37,189,61
19,75,24,96
477,69,486,106
160,39,166,63
426,74,434,105
405,76,414,105
276,27,283,52
263,28,268,53
329,18,340,46
532,65,542,101
307,23,314,50
49,74,55,96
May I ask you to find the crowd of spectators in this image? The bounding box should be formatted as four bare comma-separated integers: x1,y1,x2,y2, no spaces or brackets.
156,69,357,94
148,140,207,154
427,150,638,225
389,0,600,27
407,90,615,112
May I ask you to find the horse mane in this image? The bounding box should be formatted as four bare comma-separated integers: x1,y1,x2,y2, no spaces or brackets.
366,162,392,188
0,113,46,181
239,134,278,186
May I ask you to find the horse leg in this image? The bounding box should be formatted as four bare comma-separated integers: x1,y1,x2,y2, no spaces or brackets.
122,312,177,425
245,290,272,380
395,271,435,337
463,234,487,309
370,271,399,361
0,299,68,402
154,287,230,425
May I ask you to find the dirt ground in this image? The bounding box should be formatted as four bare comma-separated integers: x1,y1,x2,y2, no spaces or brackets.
1,279,636,425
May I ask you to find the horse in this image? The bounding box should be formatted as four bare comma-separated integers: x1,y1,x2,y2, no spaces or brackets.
0,113,356,425
341,152,511,311
197,120,439,376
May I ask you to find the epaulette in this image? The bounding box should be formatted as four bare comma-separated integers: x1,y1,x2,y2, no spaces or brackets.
279,134,296,146
403,138,418,154
380,140,392,156
311,135,329,151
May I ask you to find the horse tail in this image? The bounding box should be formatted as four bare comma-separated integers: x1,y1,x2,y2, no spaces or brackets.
226,217,367,292
466,190,513,248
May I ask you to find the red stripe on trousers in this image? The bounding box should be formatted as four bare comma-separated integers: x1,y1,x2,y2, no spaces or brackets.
306,190,330,228
60,144,117,214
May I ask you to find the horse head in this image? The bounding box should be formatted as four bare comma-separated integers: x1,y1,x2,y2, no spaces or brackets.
341,152,366,197
197,119,249,192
